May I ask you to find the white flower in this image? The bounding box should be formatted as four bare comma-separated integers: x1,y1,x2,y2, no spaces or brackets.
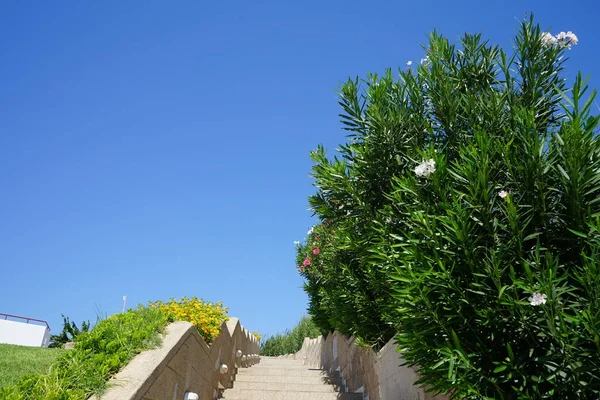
556,31,578,49
541,32,558,47
529,292,547,306
498,190,509,199
307,226,314,235
420,56,430,65
293,241,300,246
414,159,436,178
406,61,413,67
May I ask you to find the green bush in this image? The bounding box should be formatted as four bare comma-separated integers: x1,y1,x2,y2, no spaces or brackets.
297,222,396,347
49,315,91,348
0,307,168,400
260,316,322,356
300,16,600,398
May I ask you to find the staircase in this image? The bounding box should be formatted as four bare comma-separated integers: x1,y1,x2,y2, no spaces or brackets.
222,356,362,400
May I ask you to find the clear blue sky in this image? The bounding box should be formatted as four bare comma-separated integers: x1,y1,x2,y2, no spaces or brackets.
1,1,598,338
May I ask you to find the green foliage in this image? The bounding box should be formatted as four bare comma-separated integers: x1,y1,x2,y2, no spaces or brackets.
0,345,65,389
48,315,91,348
149,297,229,343
300,16,600,398
0,307,168,400
260,316,322,356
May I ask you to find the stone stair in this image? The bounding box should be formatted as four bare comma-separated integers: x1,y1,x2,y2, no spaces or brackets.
222,356,362,400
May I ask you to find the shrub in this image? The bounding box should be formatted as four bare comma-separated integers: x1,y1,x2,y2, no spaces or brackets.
300,16,600,398
297,223,396,347
48,315,91,348
0,307,168,400
260,316,322,356
149,297,229,344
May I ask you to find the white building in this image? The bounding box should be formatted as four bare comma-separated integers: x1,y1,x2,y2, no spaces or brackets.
0,313,51,347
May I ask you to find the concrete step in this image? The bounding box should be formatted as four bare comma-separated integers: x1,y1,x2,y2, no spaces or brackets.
252,359,306,366
235,373,343,386
254,361,304,365
237,368,332,377
223,358,360,400
257,357,304,364
246,363,315,370
232,381,340,393
221,389,362,400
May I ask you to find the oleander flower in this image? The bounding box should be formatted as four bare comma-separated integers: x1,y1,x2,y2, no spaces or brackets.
529,293,547,306
541,32,558,47
556,31,578,49
414,159,436,178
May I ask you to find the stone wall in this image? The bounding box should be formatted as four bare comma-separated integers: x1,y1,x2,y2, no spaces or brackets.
295,332,449,400
91,318,260,400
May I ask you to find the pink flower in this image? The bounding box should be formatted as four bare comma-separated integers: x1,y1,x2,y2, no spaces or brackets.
298,265,304,272
303,259,311,267
313,248,320,255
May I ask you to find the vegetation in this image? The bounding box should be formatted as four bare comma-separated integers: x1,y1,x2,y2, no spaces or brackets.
0,297,230,399
0,307,168,400
49,315,91,348
260,316,321,356
0,345,65,389
149,296,229,344
298,17,600,398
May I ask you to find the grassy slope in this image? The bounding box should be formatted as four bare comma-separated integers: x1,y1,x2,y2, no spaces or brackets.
0,308,169,400
0,344,66,389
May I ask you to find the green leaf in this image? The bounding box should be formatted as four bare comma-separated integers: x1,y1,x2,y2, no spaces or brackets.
494,365,508,373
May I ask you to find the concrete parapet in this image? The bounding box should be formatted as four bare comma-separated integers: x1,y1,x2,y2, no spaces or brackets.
294,332,449,400
90,318,260,400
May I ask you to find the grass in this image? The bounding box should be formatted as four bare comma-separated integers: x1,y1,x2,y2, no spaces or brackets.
260,316,322,356
0,344,66,389
0,307,169,400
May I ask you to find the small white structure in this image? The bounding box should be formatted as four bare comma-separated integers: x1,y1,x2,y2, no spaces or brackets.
0,314,51,347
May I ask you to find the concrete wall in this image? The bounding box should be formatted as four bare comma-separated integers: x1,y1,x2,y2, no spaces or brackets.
295,332,449,400
91,318,260,400
0,319,50,347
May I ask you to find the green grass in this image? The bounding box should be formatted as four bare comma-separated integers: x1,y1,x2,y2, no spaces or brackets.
0,344,66,389
0,307,169,400
260,316,322,356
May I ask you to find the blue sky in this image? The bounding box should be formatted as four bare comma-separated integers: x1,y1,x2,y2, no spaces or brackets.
1,1,598,339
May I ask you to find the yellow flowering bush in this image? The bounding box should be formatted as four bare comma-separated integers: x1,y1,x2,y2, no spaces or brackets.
149,297,228,344
251,330,262,342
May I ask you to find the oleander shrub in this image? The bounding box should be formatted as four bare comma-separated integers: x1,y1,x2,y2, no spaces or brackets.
299,16,600,398
297,222,396,347
149,297,229,344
